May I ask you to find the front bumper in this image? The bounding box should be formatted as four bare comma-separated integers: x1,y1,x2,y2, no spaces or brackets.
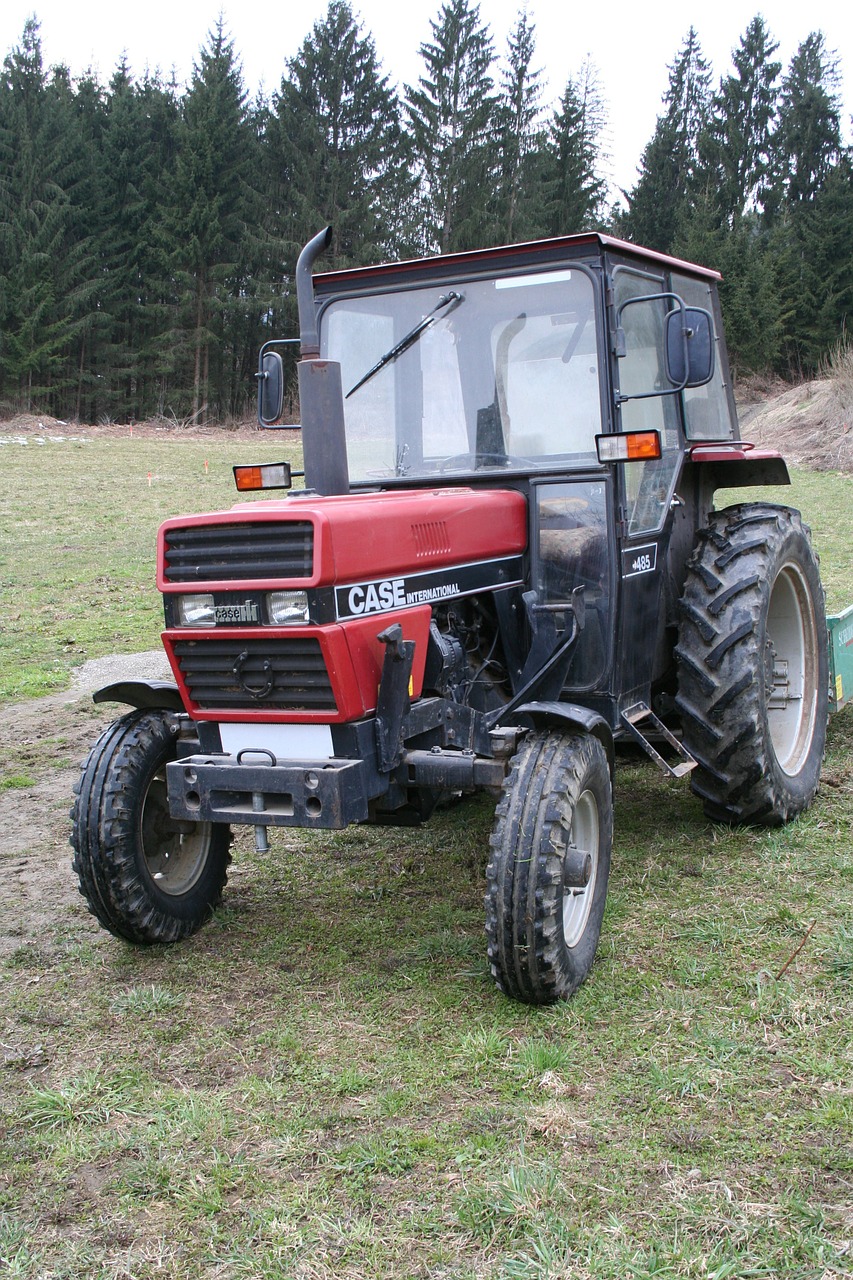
166,753,372,830
166,744,510,833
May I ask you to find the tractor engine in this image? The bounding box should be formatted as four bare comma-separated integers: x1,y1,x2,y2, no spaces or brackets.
154,486,527,829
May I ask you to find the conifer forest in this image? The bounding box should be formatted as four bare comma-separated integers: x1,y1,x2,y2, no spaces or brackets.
1,1,851,423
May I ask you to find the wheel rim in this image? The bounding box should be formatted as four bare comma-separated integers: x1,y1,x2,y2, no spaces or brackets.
140,768,213,896
562,788,599,949
766,562,820,776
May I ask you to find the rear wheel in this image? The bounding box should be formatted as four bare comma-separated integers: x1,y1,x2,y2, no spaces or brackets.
71,709,231,943
676,504,828,825
485,731,612,1004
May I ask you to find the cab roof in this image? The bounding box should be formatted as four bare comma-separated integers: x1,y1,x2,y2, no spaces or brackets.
313,232,722,293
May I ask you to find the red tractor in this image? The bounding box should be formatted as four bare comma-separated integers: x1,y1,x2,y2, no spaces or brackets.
72,228,829,1004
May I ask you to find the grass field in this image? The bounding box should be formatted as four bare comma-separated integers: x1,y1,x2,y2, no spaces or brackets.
0,432,851,1279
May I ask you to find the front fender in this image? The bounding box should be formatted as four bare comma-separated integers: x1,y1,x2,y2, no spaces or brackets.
93,680,185,712
510,700,614,776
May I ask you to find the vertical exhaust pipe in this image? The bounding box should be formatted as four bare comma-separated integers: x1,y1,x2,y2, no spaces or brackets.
296,227,350,496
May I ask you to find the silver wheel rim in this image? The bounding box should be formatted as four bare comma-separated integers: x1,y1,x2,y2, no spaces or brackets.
766,562,820,776
562,788,599,949
140,768,212,896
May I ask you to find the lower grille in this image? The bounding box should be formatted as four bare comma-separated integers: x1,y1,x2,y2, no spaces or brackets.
172,638,336,712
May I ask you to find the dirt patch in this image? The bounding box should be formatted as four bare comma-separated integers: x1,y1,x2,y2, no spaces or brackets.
0,652,170,961
737,377,853,472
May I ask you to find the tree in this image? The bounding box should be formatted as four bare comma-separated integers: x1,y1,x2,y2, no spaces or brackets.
772,32,843,211
623,27,712,251
675,196,782,376
164,19,260,422
405,0,498,253
494,9,545,242
92,61,182,420
763,34,848,376
269,0,411,268
700,15,781,227
0,20,98,413
540,58,607,236
773,157,853,375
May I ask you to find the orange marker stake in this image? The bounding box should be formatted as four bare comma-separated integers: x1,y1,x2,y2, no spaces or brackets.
147,472,152,487
204,459,209,474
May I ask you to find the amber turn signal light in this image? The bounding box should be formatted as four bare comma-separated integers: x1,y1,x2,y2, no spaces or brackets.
595,430,662,464
233,462,293,491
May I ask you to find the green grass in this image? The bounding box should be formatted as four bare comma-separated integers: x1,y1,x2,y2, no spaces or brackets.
0,432,851,1277
716,468,853,613
2,746,852,1276
0,431,301,700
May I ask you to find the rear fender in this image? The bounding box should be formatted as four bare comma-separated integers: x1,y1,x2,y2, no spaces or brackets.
93,680,184,712
689,444,790,491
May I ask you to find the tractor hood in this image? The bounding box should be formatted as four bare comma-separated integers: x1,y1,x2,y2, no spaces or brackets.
157,487,528,594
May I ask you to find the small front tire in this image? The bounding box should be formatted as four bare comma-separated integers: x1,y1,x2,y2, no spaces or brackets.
485,731,613,1005
71,709,231,944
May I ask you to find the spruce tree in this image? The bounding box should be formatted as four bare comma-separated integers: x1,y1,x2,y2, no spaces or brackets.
269,0,411,268
773,32,843,210
771,36,849,375
405,0,498,253
93,61,182,420
700,15,781,227
133,71,183,418
495,9,545,243
165,19,259,422
540,59,607,236
59,66,112,420
0,20,89,412
623,28,711,251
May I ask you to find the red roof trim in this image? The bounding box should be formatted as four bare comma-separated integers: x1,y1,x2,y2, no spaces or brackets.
313,232,722,289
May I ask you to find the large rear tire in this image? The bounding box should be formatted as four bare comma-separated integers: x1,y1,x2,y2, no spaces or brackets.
485,731,612,1004
71,709,231,943
676,504,828,826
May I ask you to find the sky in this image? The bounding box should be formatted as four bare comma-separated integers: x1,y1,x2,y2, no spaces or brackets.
3,0,852,200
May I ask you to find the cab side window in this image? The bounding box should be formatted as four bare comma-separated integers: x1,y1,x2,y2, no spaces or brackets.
613,268,682,536
670,273,737,441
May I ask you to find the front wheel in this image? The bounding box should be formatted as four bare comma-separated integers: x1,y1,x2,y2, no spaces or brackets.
71,709,231,944
485,731,613,1004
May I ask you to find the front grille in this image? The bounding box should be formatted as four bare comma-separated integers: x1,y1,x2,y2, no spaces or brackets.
173,638,336,712
164,522,314,583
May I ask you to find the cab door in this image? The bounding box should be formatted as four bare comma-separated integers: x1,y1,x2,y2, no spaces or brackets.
610,265,686,705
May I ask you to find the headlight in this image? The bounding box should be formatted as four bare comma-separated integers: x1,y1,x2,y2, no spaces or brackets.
177,593,216,627
267,590,310,625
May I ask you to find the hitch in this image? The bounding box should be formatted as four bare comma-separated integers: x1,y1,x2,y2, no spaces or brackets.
236,748,277,852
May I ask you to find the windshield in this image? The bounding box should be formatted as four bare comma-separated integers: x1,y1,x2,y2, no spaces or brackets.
320,266,602,483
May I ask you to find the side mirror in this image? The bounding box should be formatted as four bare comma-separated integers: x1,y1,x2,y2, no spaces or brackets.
257,350,284,426
665,306,714,388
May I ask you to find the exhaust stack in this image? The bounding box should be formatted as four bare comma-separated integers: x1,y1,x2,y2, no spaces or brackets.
296,227,350,496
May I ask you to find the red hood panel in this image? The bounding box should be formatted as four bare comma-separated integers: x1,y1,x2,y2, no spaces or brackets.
159,488,528,589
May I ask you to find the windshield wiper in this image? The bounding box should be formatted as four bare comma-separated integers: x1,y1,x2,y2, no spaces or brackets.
345,291,464,398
